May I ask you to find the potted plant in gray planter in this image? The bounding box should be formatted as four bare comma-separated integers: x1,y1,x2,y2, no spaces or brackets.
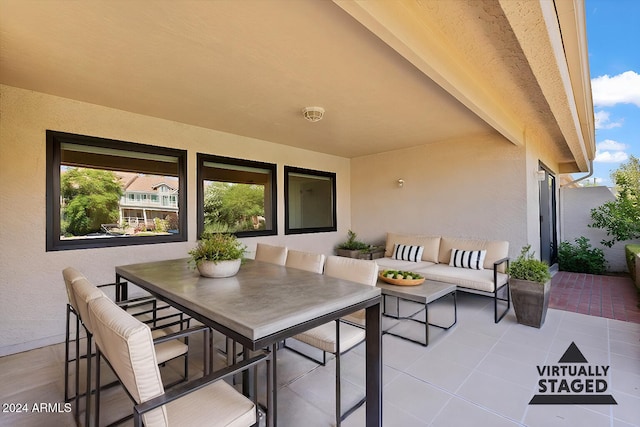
508,245,552,328
336,230,371,258
189,233,246,278
358,244,386,260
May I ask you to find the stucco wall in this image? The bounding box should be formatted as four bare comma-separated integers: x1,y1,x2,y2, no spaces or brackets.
560,186,640,272
0,85,351,356
350,132,530,257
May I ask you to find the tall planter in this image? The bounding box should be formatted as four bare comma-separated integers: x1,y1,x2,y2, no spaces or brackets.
510,279,551,328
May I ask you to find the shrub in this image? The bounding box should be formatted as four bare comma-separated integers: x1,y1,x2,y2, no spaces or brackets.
558,237,607,274
153,217,169,233
337,230,370,251
626,244,640,288
189,233,246,264
507,245,551,284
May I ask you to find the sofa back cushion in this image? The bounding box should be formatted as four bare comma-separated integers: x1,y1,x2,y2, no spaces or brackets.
438,237,509,271
385,233,441,263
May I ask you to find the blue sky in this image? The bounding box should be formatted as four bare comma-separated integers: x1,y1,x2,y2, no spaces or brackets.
585,0,640,187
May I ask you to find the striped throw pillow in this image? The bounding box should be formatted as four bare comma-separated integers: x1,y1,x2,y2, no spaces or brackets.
449,249,487,270
392,244,424,262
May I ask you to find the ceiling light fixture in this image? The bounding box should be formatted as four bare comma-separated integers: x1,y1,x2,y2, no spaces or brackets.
302,106,325,122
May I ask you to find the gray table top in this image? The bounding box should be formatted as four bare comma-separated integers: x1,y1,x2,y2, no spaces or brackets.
116,258,381,343
376,278,456,304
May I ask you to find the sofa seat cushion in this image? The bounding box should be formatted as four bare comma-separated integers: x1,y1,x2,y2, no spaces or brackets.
375,257,435,272
415,264,508,293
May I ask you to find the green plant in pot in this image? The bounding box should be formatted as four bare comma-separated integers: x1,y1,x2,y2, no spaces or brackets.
336,230,372,258
508,245,552,328
189,233,246,278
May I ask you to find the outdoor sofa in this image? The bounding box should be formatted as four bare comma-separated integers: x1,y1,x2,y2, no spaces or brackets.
375,232,510,322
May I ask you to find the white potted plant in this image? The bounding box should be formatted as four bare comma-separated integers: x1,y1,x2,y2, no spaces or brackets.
189,233,246,278
508,245,552,328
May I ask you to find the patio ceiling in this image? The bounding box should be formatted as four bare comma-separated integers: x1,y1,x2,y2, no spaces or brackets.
0,0,592,168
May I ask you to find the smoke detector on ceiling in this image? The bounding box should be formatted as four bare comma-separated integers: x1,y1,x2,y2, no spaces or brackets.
302,106,325,122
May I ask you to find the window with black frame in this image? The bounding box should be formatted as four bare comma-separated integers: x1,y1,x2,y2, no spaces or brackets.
285,166,336,234
197,154,277,238
46,130,187,251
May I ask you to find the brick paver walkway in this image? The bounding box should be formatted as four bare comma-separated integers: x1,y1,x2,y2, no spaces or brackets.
549,271,640,324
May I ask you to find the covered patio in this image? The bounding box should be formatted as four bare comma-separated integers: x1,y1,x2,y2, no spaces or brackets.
1,0,629,425
1,280,638,427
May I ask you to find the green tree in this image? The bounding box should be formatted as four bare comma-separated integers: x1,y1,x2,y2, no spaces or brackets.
61,168,122,236
203,182,265,232
590,155,640,247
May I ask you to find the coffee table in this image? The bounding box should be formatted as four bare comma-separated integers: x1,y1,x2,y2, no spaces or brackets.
377,278,457,346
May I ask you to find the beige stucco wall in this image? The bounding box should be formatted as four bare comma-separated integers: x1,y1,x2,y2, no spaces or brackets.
0,85,351,355
560,186,639,272
350,132,532,256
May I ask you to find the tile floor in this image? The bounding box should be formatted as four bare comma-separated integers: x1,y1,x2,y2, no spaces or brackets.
550,271,640,324
0,292,639,427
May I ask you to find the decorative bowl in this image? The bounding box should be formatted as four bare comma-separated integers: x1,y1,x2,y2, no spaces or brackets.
378,270,425,286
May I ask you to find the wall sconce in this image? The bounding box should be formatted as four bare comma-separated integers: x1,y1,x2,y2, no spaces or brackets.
536,170,546,182
397,179,404,188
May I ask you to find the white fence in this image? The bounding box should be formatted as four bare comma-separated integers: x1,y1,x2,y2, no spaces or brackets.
560,186,640,272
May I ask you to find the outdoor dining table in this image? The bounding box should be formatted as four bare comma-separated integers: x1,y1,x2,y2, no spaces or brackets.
115,258,383,427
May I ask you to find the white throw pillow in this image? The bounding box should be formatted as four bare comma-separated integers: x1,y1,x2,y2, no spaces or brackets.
392,244,424,262
449,249,487,270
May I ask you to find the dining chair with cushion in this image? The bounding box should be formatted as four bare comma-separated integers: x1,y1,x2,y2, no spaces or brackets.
62,267,86,408
286,255,379,426
326,256,379,328
62,267,189,407
254,243,288,265
284,249,326,274
71,277,207,426
89,295,267,427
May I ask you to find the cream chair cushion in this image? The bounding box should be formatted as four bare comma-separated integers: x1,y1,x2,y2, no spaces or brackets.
62,267,86,313
165,381,256,427
254,243,288,265
294,256,377,346
324,256,378,326
324,256,378,286
89,296,169,427
89,297,256,427
285,250,325,274
74,277,187,365
294,322,365,354
72,277,105,334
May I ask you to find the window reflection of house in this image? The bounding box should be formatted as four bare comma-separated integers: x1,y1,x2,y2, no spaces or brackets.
117,172,179,228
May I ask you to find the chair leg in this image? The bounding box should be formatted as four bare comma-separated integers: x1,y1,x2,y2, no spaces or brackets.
74,315,81,420
272,343,278,427
183,335,189,382
85,333,92,427
64,305,71,402
335,320,341,427
95,349,101,427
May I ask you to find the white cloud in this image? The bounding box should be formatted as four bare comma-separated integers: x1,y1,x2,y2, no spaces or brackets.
594,139,629,163
594,110,623,129
597,139,628,151
594,150,629,163
591,70,640,107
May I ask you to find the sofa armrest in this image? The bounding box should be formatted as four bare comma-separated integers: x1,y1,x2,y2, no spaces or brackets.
493,257,509,288
493,257,509,269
